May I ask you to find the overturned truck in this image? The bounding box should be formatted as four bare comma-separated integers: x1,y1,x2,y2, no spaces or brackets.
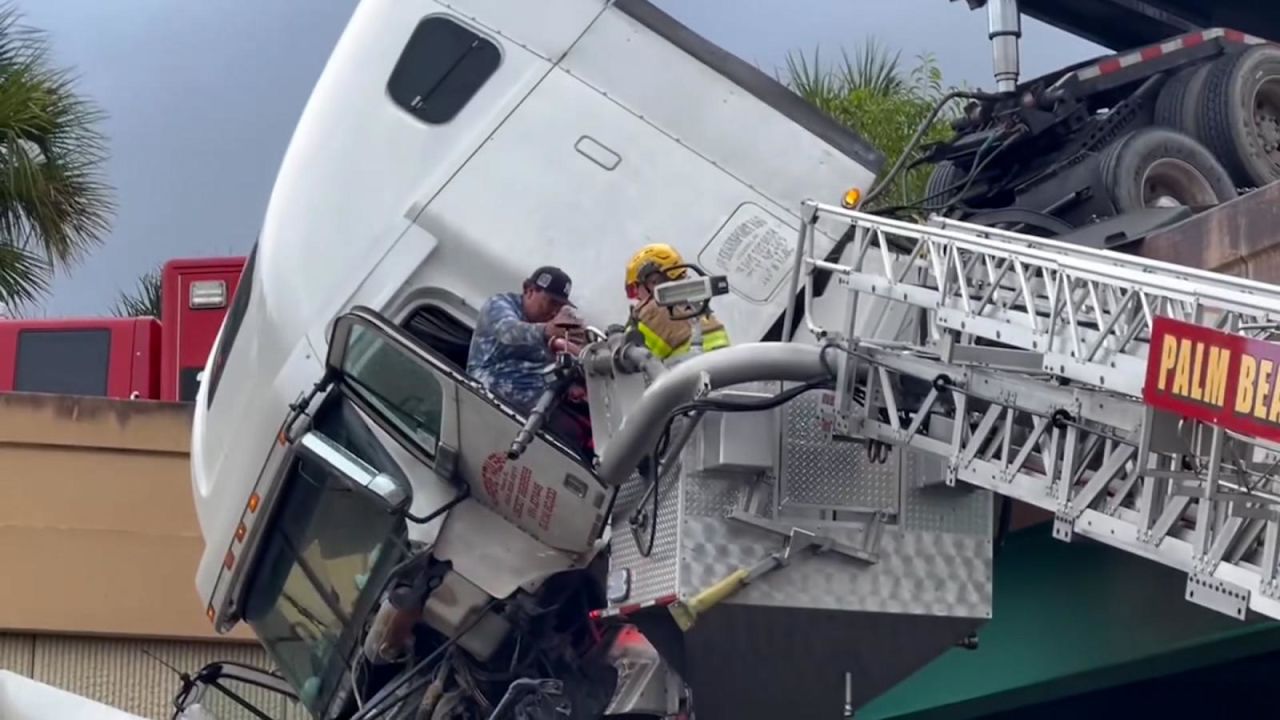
186,1,1280,719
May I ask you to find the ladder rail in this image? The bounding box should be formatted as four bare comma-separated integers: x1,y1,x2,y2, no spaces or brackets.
800,202,1280,399
839,204,1280,303
793,200,1280,622
806,201,1280,321
932,214,1280,300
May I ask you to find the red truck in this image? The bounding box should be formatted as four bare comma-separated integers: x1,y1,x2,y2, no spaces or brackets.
0,256,246,403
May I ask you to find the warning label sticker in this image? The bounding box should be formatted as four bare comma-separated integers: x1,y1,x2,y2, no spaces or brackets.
698,202,799,303
480,452,558,532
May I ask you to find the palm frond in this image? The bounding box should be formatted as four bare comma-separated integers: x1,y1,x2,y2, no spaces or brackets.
782,47,834,109
0,241,48,306
780,37,963,210
0,3,113,307
838,38,906,97
111,265,162,318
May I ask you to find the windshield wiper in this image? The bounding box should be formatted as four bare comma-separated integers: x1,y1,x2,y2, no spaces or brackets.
207,681,278,720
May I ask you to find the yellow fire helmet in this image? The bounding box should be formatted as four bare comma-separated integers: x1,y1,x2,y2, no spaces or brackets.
625,243,686,298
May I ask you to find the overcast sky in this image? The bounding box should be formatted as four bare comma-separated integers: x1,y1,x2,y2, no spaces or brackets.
19,0,1101,316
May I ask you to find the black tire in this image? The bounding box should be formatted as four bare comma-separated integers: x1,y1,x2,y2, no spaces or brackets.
1197,44,1280,187
1155,63,1213,138
1099,127,1237,213
922,161,965,211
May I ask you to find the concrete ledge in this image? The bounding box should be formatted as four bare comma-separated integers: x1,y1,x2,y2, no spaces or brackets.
0,392,192,454
1132,180,1280,281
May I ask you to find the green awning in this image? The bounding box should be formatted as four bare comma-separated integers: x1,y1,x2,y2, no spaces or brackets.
859,524,1280,719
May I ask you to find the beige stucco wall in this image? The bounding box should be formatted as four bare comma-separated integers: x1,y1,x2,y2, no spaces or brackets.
0,392,253,641
0,391,284,717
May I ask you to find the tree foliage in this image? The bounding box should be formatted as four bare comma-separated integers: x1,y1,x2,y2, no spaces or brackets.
111,265,161,318
783,39,963,209
0,4,114,309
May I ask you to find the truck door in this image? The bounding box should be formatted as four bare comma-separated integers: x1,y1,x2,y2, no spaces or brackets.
327,308,612,556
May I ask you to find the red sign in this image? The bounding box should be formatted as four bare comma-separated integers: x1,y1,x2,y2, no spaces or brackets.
1143,316,1280,443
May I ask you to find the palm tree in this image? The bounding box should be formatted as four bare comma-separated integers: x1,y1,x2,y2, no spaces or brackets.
0,5,114,309
111,265,162,318
783,39,962,210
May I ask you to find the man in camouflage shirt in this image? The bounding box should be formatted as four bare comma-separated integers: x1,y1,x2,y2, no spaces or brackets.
467,265,583,415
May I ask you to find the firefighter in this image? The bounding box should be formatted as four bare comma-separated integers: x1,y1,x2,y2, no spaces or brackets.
624,243,730,364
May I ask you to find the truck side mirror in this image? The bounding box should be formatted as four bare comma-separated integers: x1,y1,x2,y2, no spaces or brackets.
296,431,411,513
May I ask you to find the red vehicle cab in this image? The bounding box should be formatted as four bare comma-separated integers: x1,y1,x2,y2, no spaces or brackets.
160,257,246,402
0,256,246,402
0,317,161,399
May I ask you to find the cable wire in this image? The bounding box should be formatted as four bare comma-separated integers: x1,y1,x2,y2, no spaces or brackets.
861,89,1002,209
350,598,500,720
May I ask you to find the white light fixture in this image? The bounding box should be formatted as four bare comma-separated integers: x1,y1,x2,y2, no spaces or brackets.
189,280,228,309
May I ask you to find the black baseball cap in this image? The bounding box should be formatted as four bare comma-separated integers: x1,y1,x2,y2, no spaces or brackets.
526,265,575,305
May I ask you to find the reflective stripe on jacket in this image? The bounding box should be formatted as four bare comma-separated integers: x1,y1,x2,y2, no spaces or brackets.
634,300,730,361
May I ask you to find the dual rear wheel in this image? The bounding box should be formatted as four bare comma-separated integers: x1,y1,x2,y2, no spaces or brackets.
926,45,1280,219
1158,43,1280,190
1112,43,1280,212
1070,44,1280,214
1099,126,1236,213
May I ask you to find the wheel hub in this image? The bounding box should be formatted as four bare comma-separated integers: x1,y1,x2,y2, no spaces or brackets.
1140,157,1218,209
1251,77,1280,166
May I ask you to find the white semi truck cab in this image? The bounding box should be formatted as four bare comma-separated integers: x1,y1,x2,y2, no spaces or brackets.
190,1,878,718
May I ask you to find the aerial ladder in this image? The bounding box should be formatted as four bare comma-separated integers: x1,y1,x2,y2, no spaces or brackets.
776,199,1280,622
566,197,1280,718
155,197,1280,719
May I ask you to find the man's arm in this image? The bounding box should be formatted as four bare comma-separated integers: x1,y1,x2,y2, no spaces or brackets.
487,295,549,347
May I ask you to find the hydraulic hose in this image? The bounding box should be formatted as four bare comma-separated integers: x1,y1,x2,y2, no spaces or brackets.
770,88,1003,343
861,89,999,209
595,342,836,487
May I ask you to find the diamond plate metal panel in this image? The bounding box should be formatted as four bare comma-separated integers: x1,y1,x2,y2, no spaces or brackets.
609,411,774,609
679,519,992,617
608,461,685,606
779,392,901,513
901,451,994,536
612,448,992,615
609,383,992,619
683,470,751,519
